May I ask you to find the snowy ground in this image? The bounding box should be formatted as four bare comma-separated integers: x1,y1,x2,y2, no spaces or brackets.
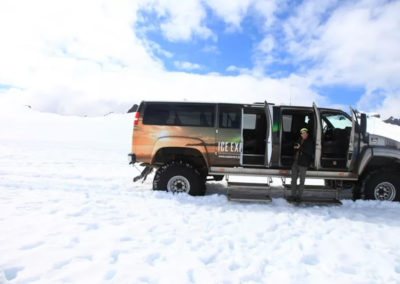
1,104,400,284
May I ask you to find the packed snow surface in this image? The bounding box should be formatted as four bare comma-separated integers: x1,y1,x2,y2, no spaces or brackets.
1,104,400,284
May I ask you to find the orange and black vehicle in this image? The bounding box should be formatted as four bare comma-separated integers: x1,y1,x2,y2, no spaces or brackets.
129,100,400,202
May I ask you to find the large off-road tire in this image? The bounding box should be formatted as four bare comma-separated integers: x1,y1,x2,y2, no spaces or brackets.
364,171,400,201
153,161,206,196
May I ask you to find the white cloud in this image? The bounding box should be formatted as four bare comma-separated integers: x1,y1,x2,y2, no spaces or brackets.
372,93,400,119
283,0,338,46
0,0,323,116
203,0,280,32
143,40,173,58
138,0,280,40
304,0,400,89
141,0,400,119
273,0,400,118
202,45,220,54
226,65,252,75
356,90,400,119
257,36,275,54
252,35,276,73
173,61,202,71
138,0,214,41
252,0,281,29
6,0,396,117
204,0,253,31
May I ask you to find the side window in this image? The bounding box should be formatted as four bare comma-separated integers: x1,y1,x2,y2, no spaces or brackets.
282,115,292,132
142,104,172,125
219,105,241,129
281,111,313,134
243,114,256,130
143,103,215,127
174,104,215,127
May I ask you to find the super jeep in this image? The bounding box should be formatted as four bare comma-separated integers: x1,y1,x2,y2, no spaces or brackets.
128,101,400,203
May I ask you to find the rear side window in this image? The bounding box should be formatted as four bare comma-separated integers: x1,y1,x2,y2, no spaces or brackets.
143,103,215,127
219,105,241,129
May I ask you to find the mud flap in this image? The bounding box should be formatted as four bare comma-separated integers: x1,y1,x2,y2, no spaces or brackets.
133,166,153,183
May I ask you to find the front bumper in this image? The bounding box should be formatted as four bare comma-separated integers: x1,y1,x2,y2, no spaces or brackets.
128,153,136,165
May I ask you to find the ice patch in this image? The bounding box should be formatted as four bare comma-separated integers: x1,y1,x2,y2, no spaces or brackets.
104,270,116,280
19,241,44,250
301,254,319,265
4,266,24,281
53,259,72,269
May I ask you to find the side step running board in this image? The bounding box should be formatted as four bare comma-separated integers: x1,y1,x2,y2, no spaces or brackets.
286,196,342,206
225,179,342,205
228,190,272,203
227,181,270,189
227,181,272,202
283,184,338,192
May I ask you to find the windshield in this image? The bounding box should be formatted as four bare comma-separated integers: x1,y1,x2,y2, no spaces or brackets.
323,113,352,129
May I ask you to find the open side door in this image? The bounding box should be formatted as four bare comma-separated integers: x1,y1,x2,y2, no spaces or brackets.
240,105,268,166
346,107,357,170
264,101,272,167
312,102,322,170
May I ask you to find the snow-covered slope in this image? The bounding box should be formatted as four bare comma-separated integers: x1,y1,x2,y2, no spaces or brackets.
367,116,400,142
1,103,400,284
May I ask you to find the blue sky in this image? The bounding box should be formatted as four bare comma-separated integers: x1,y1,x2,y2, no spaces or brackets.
0,0,399,116
137,10,259,74
135,1,374,107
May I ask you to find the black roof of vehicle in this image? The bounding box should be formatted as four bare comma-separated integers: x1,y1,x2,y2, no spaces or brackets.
140,101,349,114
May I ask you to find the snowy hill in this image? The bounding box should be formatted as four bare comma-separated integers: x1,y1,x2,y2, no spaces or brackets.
384,116,400,127
367,116,400,142
1,103,400,283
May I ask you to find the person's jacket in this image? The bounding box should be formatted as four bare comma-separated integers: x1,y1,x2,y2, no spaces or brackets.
294,137,314,167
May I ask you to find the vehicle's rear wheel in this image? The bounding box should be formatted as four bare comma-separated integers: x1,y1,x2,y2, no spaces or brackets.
153,161,206,196
364,171,400,201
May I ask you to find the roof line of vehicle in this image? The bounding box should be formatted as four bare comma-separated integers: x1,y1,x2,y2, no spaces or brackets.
141,100,267,105
140,101,349,112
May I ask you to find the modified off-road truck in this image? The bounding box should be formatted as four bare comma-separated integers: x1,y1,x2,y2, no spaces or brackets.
128,101,400,204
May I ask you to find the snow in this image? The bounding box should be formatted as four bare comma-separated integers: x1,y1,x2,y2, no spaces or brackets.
1,103,400,283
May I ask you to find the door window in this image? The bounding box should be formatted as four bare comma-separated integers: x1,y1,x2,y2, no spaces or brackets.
219,105,241,129
243,114,257,130
282,115,292,132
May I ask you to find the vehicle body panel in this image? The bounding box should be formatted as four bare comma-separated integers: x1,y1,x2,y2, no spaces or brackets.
132,107,215,165
131,101,400,181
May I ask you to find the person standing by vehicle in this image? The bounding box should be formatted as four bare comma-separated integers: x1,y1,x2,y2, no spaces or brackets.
290,128,314,201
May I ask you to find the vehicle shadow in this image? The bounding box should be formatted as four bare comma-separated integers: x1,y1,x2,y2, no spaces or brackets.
200,181,400,227
139,179,400,227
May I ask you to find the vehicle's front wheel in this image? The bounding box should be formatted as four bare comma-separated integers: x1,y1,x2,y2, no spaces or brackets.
153,161,206,196
364,171,400,201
